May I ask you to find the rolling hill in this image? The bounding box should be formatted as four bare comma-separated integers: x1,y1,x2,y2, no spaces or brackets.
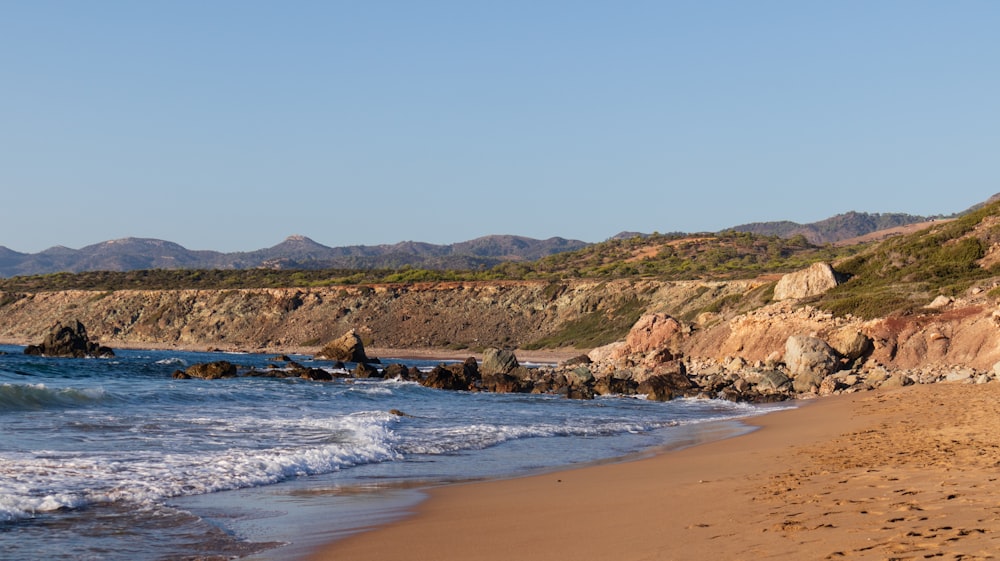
0,235,588,278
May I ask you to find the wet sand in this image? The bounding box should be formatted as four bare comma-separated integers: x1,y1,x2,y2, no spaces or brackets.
308,383,1000,560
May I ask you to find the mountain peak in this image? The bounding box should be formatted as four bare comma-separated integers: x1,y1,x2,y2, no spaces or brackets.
102,237,175,247
274,235,327,248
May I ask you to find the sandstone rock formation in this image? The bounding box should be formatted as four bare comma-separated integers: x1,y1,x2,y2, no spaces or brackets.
773,262,842,300
315,329,370,363
617,313,683,358
827,328,873,364
586,313,685,370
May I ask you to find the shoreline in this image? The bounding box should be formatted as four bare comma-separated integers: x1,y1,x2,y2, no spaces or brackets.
8,336,1000,557
0,339,582,365
307,383,1000,560
238,418,760,561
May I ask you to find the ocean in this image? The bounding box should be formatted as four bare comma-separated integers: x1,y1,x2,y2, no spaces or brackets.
0,345,789,560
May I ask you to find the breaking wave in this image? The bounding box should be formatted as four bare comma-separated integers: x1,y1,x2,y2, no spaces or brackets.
0,383,112,412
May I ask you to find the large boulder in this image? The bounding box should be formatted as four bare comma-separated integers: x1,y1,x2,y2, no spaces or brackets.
629,358,689,385
315,329,370,363
593,375,637,396
421,358,480,391
588,341,626,364
481,372,527,393
353,362,381,379
480,348,519,376
614,314,683,360
381,363,421,382
827,329,874,364
773,262,843,300
560,355,592,367
784,335,840,392
637,375,685,402
298,365,334,381
176,360,239,380
635,363,693,401
281,360,337,381
23,320,114,358
566,366,594,387
756,370,792,393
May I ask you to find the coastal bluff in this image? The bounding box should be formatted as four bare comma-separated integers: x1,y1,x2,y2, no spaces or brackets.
3,273,1000,384
0,279,755,353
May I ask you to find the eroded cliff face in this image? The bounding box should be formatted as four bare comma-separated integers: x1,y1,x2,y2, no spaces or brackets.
863,304,1000,371
682,294,1000,372
0,279,759,353
2,278,998,373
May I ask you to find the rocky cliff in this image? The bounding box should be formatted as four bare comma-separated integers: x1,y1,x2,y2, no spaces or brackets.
3,273,998,377
684,294,1000,372
0,279,761,353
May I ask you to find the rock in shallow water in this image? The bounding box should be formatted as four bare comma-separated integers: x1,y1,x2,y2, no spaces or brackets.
23,320,114,358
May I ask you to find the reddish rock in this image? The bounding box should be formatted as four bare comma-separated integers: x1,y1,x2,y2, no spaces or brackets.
615,314,683,359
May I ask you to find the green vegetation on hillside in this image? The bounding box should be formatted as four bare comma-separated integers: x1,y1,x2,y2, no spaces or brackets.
0,232,854,292
524,231,851,279
732,211,938,244
522,296,647,350
815,202,1000,319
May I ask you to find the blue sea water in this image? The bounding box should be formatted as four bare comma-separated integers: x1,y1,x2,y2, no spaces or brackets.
0,345,788,560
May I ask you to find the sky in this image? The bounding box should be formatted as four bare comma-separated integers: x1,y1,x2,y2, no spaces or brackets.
1,1,997,253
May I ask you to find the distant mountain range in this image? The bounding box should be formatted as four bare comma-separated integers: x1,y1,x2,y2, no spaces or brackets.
0,207,969,278
728,211,940,245
0,235,589,278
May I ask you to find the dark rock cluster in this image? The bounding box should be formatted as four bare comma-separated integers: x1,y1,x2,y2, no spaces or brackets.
172,360,238,379
169,347,746,403
171,355,422,383
166,338,995,405
23,320,114,358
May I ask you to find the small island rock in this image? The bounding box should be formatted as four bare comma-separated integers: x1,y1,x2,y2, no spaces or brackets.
23,320,114,358
315,329,371,363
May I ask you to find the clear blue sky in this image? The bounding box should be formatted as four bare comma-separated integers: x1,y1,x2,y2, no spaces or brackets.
1,1,997,253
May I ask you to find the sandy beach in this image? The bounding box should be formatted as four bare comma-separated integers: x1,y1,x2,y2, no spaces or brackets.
308,382,1000,561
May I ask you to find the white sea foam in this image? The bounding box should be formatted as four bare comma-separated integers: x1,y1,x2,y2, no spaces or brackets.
348,385,393,396
155,357,187,366
0,411,403,522
401,420,674,455
0,347,788,561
